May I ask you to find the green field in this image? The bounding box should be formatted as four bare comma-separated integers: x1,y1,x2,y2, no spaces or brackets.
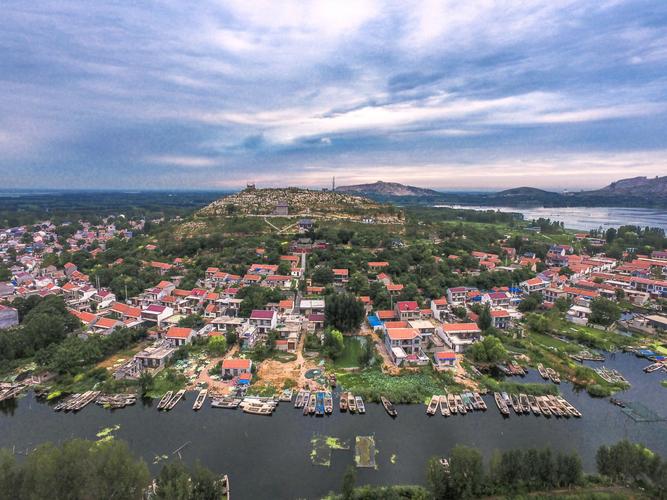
334,336,364,368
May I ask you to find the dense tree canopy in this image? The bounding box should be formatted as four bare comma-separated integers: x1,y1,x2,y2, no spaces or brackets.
325,293,365,333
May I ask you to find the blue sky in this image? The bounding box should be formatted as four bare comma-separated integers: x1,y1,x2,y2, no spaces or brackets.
1,1,666,190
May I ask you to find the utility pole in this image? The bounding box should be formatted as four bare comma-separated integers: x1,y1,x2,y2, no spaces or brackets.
332,176,335,191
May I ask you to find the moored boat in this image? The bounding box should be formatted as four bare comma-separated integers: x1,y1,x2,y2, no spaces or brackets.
528,395,540,415
165,389,185,411
447,393,457,414
294,390,304,408
511,394,521,414
193,389,208,410
426,395,439,415
355,396,366,414
307,393,316,415
339,391,348,412
157,391,173,410
537,396,552,417
324,392,333,414
279,388,293,402
455,394,466,414
315,391,325,416
438,395,450,417
494,392,509,416
382,396,398,417
473,392,487,411
537,363,548,379
348,393,357,413
519,394,530,414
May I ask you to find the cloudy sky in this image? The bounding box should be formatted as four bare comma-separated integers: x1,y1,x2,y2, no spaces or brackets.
1,1,666,191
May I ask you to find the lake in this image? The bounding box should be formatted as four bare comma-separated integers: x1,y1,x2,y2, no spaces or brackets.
1,353,665,500
434,205,667,231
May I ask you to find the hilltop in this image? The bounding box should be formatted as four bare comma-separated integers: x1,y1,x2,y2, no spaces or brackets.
587,176,667,197
196,187,403,223
336,180,441,198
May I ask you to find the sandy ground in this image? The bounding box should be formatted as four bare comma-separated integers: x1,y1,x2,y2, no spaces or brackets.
189,344,239,396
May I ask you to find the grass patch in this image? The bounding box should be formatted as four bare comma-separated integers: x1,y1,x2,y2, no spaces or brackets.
336,366,458,404
333,336,364,368
661,380,667,389
480,376,559,396
145,369,187,399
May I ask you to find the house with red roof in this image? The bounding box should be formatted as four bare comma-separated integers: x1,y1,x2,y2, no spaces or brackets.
395,301,420,321
222,358,252,378
166,326,194,347
384,327,425,366
249,309,277,333
430,297,448,321
433,350,457,370
438,322,482,353
490,309,511,329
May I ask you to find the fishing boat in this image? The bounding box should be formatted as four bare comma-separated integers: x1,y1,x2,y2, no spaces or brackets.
315,391,325,416
527,395,540,415
501,392,512,410
210,397,241,409
473,392,487,411
511,394,521,414
546,368,561,384
355,396,366,414
644,362,664,373
537,396,552,417
447,393,457,414
455,394,466,414
279,388,293,402
610,398,626,408
438,396,450,417
426,395,439,415
494,392,509,416
157,391,173,410
307,393,316,415
348,393,357,413
193,389,208,410
294,390,304,408
339,391,348,412
462,392,475,411
301,391,311,409
382,396,398,417
519,394,530,414
243,402,273,415
537,363,549,379
556,396,581,418
324,392,333,414
165,389,186,411
548,395,565,418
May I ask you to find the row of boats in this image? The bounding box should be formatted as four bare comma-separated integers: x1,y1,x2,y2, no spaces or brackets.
427,392,487,416
493,392,582,418
537,363,561,384
0,383,25,402
54,390,101,411
96,393,137,409
594,366,629,384
294,390,338,415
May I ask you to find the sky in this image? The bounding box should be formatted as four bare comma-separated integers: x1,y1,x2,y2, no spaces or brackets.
1,1,666,191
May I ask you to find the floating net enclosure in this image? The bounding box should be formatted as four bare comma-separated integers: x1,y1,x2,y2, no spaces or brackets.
622,402,667,423
310,434,350,467
354,436,377,468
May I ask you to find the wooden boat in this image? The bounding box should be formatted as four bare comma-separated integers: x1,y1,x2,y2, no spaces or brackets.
527,395,540,415
157,391,173,410
447,393,457,414
494,392,509,416
301,391,310,409
339,391,348,412
306,393,316,415
537,363,548,380
355,396,366,414
610,398,626,408
546,368,561,384
211,397,241,409
165,389,186,411
501,392,512,411
426,395,439,415
548,395,565,418
279,388,293,402
348,393,357,413
557,396,582,418
462,392,474,411
473,392,487,411
294,390,304,408
324,393,333,414
382,396,398,417
537,396,552,417
438,396,450,417
644,362,664,373
519,394,530,414
511,394,521,414
315,391,325,416
193,389,208,410
243,402,273,415
455,394,466,414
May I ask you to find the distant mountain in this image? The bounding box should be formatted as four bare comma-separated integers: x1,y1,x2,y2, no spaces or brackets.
336,181,441,197
585,176,667,197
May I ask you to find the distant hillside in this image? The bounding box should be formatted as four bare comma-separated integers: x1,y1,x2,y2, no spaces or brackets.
586,176,667,197
336,181,441,198
196,187,403,223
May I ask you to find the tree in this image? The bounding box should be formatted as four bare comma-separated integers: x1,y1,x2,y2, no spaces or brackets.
518,293,543,312
554,296,572,313
478,304,492,331
358,337,375,367
208,336,227,356
312,265,334,285
448,445,484,499
323,328,344,359
138,371,154,397
467,335,507,364
325,293,365,332
225,330,238,346
178,314,204,330
426,457,450,500
589,297,621,327
341,465,356,500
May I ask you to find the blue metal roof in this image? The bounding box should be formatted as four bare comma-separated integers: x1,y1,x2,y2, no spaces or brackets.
367,315,383,327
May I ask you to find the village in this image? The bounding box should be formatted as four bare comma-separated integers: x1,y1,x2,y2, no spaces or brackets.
0,191,666,420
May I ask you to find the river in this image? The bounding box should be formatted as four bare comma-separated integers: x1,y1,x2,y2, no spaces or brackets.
434,205,667,232
1,353,665,500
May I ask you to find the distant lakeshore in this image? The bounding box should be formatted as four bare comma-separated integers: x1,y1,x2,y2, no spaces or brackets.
435,204,667,232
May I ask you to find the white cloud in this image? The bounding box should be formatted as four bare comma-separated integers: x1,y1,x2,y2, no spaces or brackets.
145,155,219,168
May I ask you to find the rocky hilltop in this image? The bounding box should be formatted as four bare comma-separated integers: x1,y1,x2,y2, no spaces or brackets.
336,180,441,197
587,176,667,197
197,187,402,223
